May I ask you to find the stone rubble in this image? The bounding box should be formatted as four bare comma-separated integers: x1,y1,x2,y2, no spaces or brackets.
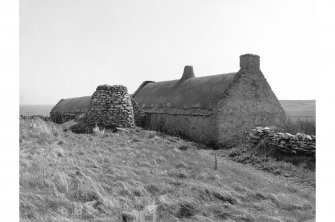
249,126,316,156
86,85,135,128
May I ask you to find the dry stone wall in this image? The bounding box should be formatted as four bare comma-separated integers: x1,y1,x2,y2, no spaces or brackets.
50,112,78,124
20,115,50,122
86,85,135,128
249,126,316,156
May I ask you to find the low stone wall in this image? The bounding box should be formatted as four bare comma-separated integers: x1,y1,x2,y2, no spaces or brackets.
20,115,50,122
50,112,78,124
249,127,316,156
86,85,134,128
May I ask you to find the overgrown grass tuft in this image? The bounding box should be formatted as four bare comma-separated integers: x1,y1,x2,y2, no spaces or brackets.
223,141,315,186
20,117,63,143
282,118,316,136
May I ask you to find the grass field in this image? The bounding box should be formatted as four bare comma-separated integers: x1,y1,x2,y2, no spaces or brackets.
280,100,315,122
20,118,315,221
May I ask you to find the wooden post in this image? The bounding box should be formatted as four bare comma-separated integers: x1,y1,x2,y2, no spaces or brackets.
214,153,218,170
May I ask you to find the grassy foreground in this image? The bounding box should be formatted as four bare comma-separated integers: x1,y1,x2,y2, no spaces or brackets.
20,118,315,221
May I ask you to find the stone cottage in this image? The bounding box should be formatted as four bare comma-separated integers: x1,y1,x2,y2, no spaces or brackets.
132,54,286,147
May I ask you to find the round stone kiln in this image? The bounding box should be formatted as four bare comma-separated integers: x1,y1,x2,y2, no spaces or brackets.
86,85,135,128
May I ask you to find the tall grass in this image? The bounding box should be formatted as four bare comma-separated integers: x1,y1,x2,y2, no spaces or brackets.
20,117,63,143
282,118,316,136
225,140,315,187
20,118,315,221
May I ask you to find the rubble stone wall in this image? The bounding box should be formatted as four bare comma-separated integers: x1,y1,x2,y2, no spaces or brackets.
143,112,217,145
249,126,316,156
50,112,78,124
20,115,51,122
86,85,135,128
215,68,286,148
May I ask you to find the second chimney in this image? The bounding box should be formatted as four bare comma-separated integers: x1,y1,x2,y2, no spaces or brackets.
180,65,195,81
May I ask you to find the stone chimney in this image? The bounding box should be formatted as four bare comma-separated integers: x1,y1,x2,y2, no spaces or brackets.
180,65,195,81
240,54,260,71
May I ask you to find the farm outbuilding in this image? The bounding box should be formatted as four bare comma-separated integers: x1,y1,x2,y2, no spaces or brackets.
133,54,286,147
50,96,91,123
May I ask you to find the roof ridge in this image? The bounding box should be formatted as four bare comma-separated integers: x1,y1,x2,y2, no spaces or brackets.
133,72,241,112
132,81,155,97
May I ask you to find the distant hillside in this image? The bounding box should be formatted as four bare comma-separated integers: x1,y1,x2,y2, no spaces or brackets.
279,100,315,121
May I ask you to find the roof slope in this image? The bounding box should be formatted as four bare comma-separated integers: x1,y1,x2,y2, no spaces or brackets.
51,96,91,113
133,72,240,114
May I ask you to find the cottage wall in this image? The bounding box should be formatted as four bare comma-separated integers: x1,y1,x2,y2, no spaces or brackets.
215,69,286,148
144,112,217,145
131,97,145,127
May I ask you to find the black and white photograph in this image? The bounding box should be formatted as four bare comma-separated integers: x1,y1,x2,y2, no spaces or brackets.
2,0,334,221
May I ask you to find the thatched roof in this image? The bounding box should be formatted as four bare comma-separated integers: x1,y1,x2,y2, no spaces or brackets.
133,71,240,115
133,81,155,97
51,96,91,114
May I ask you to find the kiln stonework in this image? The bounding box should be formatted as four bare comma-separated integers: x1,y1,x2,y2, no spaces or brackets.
86,85,134,128
133,54,286,147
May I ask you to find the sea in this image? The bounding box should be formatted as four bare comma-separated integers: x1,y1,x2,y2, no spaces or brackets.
20,105,54,117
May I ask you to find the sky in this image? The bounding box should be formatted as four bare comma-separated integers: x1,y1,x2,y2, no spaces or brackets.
20,0,317,105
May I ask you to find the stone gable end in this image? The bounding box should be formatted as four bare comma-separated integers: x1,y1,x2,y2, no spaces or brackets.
215,69,286,147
